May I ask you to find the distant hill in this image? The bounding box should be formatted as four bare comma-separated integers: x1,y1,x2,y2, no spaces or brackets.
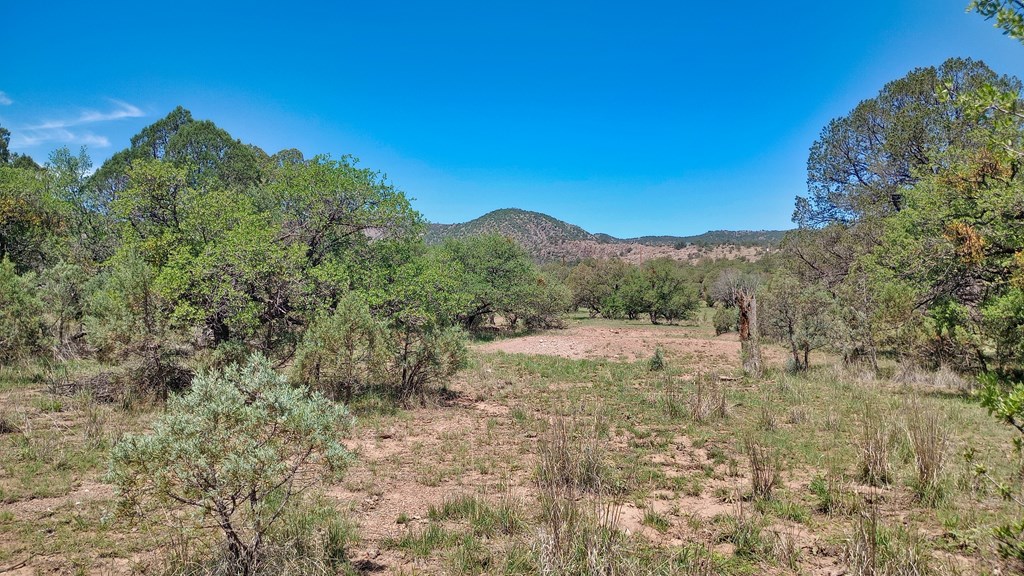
618,230,788,247
425,208,596,247
425,208,788,264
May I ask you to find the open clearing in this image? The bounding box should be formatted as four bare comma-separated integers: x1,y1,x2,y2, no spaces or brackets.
0,316,1018,575
475,319,787,370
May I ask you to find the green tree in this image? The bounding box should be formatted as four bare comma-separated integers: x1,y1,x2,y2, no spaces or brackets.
760,272,834,370
565,258,629,317
38,261,89,359
263,154,421,268
971,0,1024,44
47,146,115,263
522,272,572,329
164,120,266,190
618,266,650,320
375,251,469,403
641,258,699,324
0,164,60,272
0,257,47,363
440,234,539,330
108,355,351,573
0,125,10,165
83,248,186,397
787,58,1023,370
796,57,1017,228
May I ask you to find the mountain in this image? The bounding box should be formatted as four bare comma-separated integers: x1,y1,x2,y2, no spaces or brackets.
425,208,788,263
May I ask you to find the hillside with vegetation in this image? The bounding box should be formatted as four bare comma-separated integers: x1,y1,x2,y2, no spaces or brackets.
619,229,788,247
3,4,1024,575
426,208,782,263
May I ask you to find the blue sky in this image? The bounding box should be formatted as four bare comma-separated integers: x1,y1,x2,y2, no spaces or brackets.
3,1,1023,237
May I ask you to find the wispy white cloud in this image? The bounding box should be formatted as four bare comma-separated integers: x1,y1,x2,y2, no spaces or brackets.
12,128,110,148
29,99,144,130
13,99,142,149
0,91,11,106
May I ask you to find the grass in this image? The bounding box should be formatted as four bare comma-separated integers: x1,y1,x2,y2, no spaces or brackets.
385,523,461,558
845,506,934,576
535,413,610,494
858,410,894,487
904,399,950,505
643,508,671,533
1,317,1022,574
427,492,526,537
688,372,728,423
745,439,780,500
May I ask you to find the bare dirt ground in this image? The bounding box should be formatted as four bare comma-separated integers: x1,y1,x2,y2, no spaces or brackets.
475,323,786,370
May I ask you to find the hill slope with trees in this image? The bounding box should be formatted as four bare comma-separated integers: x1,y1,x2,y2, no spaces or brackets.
426,208,784,263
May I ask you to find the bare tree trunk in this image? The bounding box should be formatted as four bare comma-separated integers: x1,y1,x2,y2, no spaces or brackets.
786,319,802,371
739,293,762,377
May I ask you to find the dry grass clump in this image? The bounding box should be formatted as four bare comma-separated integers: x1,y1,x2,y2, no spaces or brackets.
756,404,779,432
810,471,857,516
726,500,768,559
537,495,628,574
0,409,21,434
894,361,972,393
660,384,687,420
745,439,781,500
427,488,527,538
769,526,803,571
842,363,879,385
823,408,843,432
787,405,809,426
845,505,933,576
536,415,608,493
931,365,970,391
689,372,728,423
674,544,717,576
904,400,950,504
858,412,893,487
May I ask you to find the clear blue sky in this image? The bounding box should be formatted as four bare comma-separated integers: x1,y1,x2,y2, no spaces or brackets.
3,1,1023,237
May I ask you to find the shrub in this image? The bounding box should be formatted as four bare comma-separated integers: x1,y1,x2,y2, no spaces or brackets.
386,324,467,404
162,493,358,574
0,257,47,363
648,347,666,371
712,304,737,336
293,293,385,402
978,372,1024,564
108,354,352,573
